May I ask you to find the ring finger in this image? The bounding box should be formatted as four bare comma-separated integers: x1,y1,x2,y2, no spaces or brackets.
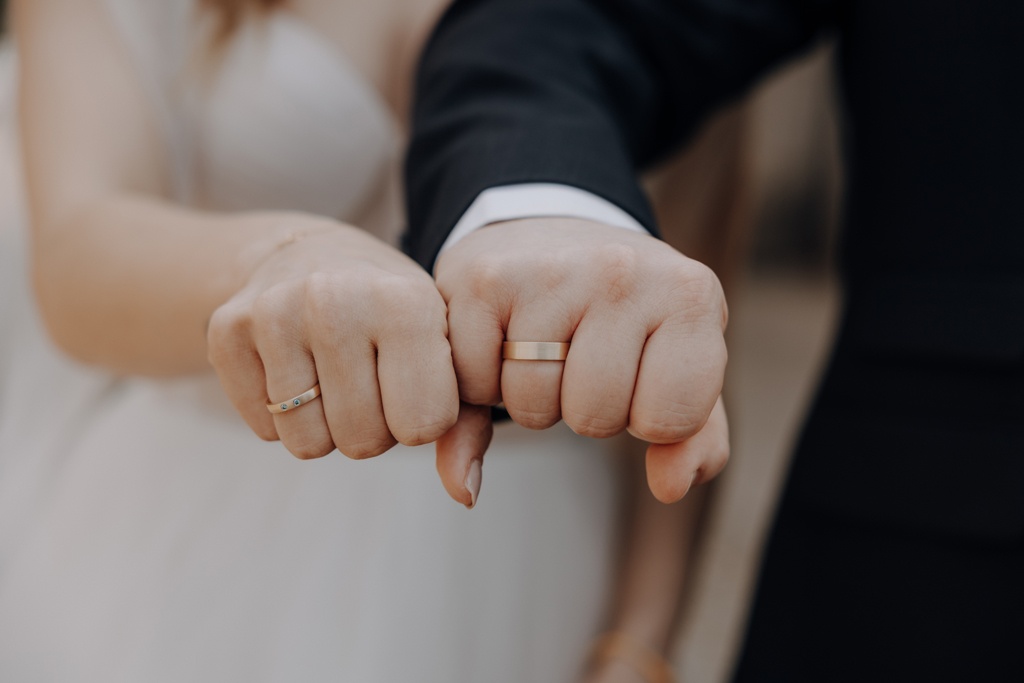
258,335,334,461
311,331,396,460
560,308,645,438
500,307,576,430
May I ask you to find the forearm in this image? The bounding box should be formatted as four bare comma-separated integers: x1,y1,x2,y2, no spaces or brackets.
32,194,336,376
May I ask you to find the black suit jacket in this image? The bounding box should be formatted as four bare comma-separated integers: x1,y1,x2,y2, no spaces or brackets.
406,1,1024,675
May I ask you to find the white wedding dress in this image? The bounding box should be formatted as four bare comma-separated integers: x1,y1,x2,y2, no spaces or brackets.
0,4,619,681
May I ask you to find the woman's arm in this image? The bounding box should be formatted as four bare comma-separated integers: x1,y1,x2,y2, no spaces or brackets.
14,0,461,467
15,0,326,376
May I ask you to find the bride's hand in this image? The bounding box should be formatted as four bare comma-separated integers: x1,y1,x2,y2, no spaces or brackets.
207,216,459,460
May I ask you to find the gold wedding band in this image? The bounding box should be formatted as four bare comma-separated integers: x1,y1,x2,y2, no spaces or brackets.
502,341,570,361
267,383,321,414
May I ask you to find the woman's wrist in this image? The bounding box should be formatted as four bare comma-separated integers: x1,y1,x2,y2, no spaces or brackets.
226,212,345,292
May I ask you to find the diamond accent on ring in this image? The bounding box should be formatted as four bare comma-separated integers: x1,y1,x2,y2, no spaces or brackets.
267,384,320,414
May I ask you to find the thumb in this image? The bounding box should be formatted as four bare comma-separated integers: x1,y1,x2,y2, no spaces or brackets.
436,402,494,509
646,396,730,503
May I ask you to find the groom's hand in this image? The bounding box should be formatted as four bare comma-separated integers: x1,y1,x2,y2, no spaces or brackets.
433,218,729,506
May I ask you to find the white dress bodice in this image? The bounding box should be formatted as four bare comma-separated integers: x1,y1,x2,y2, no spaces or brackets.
0,4,619,682
102,0,402,237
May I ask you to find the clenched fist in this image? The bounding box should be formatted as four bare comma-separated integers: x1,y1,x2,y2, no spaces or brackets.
207,217,459,462
433,218,729,507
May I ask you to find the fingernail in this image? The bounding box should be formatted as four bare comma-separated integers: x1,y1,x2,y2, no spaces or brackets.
464,459,482,510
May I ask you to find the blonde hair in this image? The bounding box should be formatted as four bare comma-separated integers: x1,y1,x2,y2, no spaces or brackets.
200,0,287,41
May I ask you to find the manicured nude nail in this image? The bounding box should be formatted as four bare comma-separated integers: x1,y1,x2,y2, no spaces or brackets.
465,459,482,510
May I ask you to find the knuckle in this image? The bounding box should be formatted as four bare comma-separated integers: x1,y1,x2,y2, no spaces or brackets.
682,258,719,289
252,284,291,320
669,261,725,316
591,243,639,304
338,432,396,460
304,271,379,337
631,402,706,443
454,364,501,406
461,253,513,300
303,271,344,319
206,302,252,365
459,383,502,408
508,405,561,431
563,407,626,439
393,414,456,447
304,271,445,339
286,435,334,461
369,273,412,306
531,254,570,293
373,275,444,331
251,284,301,338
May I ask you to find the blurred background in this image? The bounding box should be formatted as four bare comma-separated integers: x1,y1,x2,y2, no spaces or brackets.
0,3,842,680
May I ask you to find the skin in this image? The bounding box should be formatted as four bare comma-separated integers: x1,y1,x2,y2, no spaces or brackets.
434,218,730,505
16,0,459,458
15,0,733,677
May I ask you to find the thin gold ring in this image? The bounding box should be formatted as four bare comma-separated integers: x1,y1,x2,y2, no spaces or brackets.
267,383,321,414
502,341,570,361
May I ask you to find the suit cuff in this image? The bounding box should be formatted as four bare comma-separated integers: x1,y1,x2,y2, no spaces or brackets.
435,183,650,268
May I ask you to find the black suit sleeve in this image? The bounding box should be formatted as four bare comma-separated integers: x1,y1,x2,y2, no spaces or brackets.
404,0,840,268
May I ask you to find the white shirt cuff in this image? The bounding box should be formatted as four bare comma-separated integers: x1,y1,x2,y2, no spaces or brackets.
436,183,649,267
